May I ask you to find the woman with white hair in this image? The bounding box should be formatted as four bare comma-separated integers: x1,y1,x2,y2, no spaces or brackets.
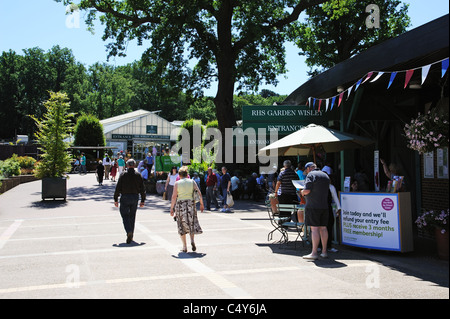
170,166,204,253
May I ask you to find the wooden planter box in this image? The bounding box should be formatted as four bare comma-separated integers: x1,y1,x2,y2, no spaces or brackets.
42,177,67,201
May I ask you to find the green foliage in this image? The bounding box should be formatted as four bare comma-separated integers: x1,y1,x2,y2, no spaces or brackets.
14,154,37,170
294,0,411,76
0,158,21,178
31,92,73,178
0,154,36,178
55,0,328,131
186,97,216,124
73,113,106,157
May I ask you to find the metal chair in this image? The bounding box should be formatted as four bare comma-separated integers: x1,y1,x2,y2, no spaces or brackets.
277,203,308,249
266,200,290,244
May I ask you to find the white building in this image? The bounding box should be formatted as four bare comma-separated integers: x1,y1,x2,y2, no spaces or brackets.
100,109,180,160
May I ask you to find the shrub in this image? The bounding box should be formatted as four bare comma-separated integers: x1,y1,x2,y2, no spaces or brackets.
0,158,21,178
31,92,73,178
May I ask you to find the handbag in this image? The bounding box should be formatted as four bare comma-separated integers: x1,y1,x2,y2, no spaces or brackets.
226,192,234,207
193,186,200,202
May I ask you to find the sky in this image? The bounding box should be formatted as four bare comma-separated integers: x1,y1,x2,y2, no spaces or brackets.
0,1,449,97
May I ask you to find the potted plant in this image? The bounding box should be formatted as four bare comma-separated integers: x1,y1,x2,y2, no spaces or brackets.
31,92,73,201
415,209,449,260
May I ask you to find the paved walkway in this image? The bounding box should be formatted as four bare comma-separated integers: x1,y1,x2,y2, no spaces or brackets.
0,173,448,300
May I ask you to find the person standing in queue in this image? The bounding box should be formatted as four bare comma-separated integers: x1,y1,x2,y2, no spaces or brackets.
300,162,330,260
275,160,299,220
114,159,146,244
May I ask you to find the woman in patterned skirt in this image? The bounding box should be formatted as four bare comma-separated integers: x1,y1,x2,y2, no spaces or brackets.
170,166,204,252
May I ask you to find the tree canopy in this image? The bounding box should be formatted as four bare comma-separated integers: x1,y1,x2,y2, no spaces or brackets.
294,0,410,76
56,0,327,133
0,45,287,140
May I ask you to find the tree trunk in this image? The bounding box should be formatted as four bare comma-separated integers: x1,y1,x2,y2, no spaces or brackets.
214,0,237,135
214,64,236,134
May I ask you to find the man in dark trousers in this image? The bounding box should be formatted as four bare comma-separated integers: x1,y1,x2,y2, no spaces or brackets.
114,159,146,244
300,162,330,260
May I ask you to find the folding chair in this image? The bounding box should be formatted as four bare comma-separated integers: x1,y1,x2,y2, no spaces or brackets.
277,203,308,249
266,200,290,244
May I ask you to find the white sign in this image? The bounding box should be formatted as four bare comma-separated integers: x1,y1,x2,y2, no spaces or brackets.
340,193,401,251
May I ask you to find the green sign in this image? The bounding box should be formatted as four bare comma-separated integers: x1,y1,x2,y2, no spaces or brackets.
146,125,158,134
155,156,182,172
241,105,332,138
242,105,326,123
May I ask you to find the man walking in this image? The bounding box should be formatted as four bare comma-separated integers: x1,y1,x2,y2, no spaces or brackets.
114,159,146,244
205,167,219,211
300,162,330,260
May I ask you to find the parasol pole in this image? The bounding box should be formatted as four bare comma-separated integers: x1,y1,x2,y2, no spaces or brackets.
312,145,316,163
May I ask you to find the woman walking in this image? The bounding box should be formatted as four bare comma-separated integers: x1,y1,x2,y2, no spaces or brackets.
170,166,204,253
165,166,178,201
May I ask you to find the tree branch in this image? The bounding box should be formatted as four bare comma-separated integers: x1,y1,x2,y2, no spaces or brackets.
234,0,327,53
86,0,161,27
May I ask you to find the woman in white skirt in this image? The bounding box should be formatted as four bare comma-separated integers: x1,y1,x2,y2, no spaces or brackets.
170,166,204,252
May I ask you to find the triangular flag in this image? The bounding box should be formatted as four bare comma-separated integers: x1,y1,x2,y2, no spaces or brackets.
307,97,311,107
331,96,336,110
387,72,397,89
347,85,354,100
370,72,384,82
354,78,363,91
318,99,322,111
325,99,329,112
338,92,344,107
362,72,374,84
442,58,449,77
313,98,316,109
421,65,431,85
404,69,414,89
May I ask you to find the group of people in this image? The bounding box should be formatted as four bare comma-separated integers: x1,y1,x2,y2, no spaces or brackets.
94,155,125,186
113,158,203,251
165,166,233,213
111,153,403,258
273,159,340,260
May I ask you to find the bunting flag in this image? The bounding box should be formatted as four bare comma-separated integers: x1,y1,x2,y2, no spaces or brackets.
338,92,344,107
347,85,354,100
387,72,397,89
306,57,449,113
331,96,336,110
442,58,449,77
354,78,363,91
404,69,414,89
362,72,374,84
422,65,431,85
370,72,384,82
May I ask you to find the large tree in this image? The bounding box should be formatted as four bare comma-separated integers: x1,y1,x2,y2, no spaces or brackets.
57,0,326,133
295,0,410,76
